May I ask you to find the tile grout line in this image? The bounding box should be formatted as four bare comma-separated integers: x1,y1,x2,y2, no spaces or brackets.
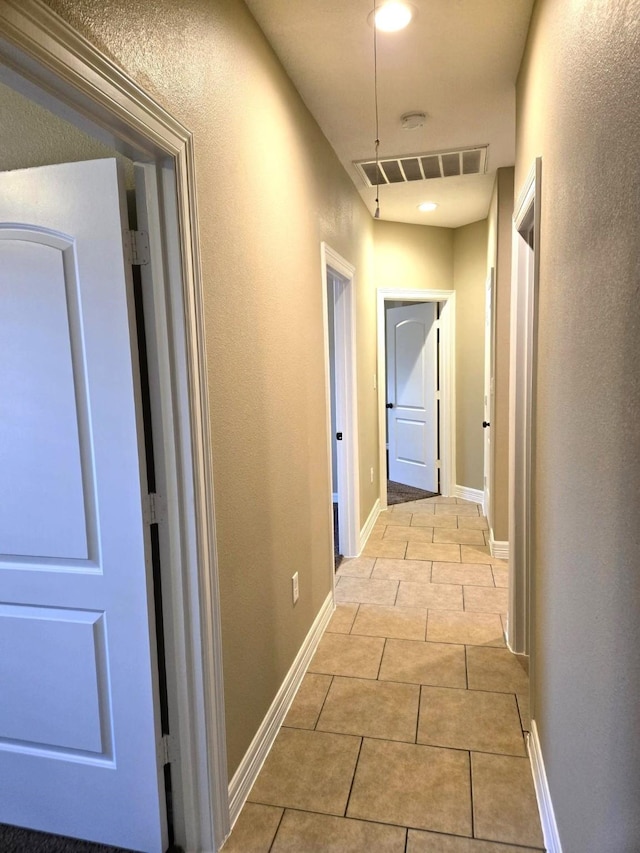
342,736,364,818
266,806,288,853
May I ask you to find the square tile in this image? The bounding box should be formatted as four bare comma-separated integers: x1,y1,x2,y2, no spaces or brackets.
372,558,432,583
381,511,414,525
465,647,529,694
309,632,385,678
411,513,457,528
379,639,467,688
327,603,359,634
417,686,526,756
347,738,472,835
431,562,495,587
471,752,544,848
271,811,406,852
427,611,505,647
456,516,489,530
436,504,480,516
433,528,487,545
406,542,461,562
407,829,541,852
222,803,283,853
336,557,375,578
284,673,333,729
335,576,399,605
362,539,408,558
384,525,433,542
351,604,427,640
492,566,509,588
317,676,419,742
460,546,494,564
463,586,509,615
396,581,463,611
248,728,360,816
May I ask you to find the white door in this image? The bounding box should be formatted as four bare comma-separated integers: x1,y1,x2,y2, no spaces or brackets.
0,159,167,851
386,303,438,492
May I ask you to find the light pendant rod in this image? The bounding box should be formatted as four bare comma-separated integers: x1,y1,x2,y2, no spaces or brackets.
373,0,381,219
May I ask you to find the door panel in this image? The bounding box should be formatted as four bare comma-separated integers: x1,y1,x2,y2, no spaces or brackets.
0,159,166,852
387,303,437,491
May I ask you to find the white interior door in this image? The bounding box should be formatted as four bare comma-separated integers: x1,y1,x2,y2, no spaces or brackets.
386,303,438,492
0,158,167,851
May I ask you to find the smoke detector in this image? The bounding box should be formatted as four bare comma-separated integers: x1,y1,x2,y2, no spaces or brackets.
401,112,426,130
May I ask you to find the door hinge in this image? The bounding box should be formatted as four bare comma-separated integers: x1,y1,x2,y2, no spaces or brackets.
158,733,178,766
435,460,442,469
143,492,166,525
124,229,150,266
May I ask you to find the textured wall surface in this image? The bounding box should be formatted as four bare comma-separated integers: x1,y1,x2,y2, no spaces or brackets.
517,0,640,849
44,0,374,777
453,219,488,492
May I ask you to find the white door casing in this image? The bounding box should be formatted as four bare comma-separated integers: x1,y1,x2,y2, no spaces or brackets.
386,303,438,492
483,268,495,523
0,159,166,851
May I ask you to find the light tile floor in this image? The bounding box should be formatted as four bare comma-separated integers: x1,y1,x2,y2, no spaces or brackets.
223,498,545,852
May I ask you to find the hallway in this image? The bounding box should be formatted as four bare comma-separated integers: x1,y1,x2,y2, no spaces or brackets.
223,497,545,851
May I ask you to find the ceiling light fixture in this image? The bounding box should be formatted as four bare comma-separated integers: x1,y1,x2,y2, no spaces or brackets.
418,201,438,212
374,2,414,32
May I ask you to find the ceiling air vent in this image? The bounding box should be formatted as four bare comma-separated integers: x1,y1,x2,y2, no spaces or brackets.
354,146,488,188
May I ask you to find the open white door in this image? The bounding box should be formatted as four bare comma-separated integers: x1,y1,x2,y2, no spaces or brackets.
386,303,438,492
0,159,167,851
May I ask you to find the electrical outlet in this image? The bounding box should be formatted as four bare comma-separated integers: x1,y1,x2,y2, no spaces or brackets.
292,572,299,604
370,467,374,483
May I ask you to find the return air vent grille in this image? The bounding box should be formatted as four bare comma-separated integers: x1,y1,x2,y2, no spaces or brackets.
355,146,488,187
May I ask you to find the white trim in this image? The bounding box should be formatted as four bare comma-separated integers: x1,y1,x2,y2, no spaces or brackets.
0,4,228,849
488,533,509,561
528,722,564,853
359,498,381,552
453,485,484,506
508,158,541,657
376,289,456,508
227,592,334,831
321,243,360,559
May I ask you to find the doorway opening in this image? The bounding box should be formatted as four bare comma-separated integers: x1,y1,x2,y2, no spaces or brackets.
321,244,360,561
508,158,541,661
376,288,456,509
0,9,227,851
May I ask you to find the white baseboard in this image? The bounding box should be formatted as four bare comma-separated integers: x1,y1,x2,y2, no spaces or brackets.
453,485,484,506
227,591,334,829
489,530,510,561
527,721,563,853
359,498,380,552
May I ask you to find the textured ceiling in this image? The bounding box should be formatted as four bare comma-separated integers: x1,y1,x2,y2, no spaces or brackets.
244,0,534,227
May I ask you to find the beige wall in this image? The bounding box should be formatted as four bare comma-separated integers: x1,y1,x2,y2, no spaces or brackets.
373,220,453,292
517,0,640,849
453,219,487,492
486,168,513,541
44,0,374,777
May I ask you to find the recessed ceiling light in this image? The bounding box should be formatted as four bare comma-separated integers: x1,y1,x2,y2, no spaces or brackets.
373,2,414,32
418,201,438,212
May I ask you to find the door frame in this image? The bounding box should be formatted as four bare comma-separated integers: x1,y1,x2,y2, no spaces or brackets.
377,288,456,508
483,267,495,524
508,158,541,659
321,243,360,558
0,3,228,850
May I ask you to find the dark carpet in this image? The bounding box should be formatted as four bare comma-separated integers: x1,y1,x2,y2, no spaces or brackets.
387,480,438,506
333,502,343,570
0,824,138,853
